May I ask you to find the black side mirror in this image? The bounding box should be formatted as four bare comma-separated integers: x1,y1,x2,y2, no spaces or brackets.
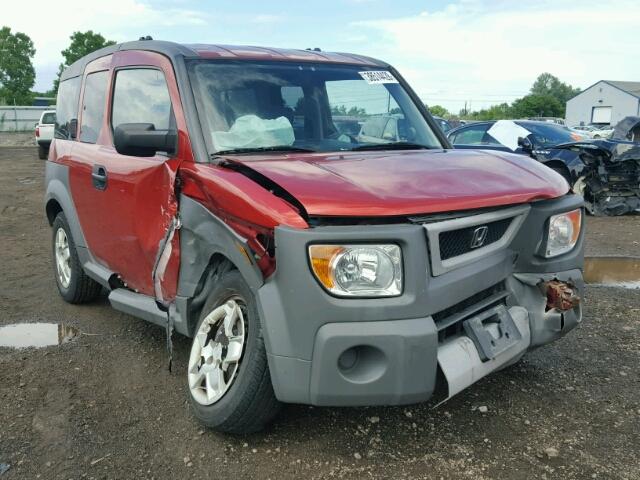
517,136,533,152
113,123,177,157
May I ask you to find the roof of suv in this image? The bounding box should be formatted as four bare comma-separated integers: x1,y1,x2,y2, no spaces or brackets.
60,39,387,82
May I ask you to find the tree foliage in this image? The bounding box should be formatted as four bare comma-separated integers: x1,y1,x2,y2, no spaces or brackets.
428,105,449,118
52,31,115,93
530,73,580,105
460,73,580,120
510,93,564,118
330,105,367,116
0,26,36,105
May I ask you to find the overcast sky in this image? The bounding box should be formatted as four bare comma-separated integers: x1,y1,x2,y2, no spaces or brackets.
5,0,640,112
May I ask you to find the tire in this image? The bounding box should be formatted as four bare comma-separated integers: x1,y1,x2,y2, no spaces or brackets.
38,144,48,160
187,269,281,434
52,212,102,304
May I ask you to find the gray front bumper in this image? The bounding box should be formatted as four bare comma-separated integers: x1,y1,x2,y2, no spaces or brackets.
258,195,585,406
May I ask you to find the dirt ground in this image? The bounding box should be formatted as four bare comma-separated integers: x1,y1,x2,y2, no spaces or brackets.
0,146,638,480
0,133,35,147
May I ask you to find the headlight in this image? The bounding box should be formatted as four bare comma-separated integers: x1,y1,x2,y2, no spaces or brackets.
545,209,582,257
308,244,402,297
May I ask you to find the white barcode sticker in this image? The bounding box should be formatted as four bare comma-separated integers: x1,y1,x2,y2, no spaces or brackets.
358,71,398,84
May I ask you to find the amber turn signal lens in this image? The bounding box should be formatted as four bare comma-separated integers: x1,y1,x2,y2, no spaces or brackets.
566,208,582,245
308,245,345,289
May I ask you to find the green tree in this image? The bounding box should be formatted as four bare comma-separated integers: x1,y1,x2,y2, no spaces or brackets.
530,73,580,106
428,105,449,118
510,94,564,118
0,26,36,105
331,105,366,116
464,103,513,121
52,30,116,93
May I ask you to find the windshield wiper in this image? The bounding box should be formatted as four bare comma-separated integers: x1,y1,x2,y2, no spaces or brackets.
349,142,434,152
213,145,316,156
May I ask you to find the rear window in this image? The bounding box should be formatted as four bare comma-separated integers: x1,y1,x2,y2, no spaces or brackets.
79,71,109,144
55,77,81,139
41,112,56,124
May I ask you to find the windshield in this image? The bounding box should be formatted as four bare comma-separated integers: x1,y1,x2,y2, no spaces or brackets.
188,61,443,155
524,123,582,148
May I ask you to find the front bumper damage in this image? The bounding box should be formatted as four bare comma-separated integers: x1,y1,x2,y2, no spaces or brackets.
258,194,585,406
558,140,640,216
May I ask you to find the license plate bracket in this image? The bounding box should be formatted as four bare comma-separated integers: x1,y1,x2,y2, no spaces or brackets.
463,304,522,361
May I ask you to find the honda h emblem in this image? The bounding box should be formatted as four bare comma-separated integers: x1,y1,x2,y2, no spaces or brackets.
470,226,489,249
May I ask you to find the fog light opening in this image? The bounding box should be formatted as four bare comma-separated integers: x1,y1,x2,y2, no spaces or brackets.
337,345,387,383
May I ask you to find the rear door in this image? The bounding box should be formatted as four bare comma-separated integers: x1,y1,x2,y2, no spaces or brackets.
69,51,191,303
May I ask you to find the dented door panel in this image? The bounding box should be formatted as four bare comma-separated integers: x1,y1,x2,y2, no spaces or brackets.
68,50,193,301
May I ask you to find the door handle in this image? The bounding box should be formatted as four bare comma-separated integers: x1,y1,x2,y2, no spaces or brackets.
92,165,108,190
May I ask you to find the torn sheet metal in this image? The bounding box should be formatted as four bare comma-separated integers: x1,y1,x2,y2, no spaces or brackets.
555,140,640,216
487,120,532,151
153,215,182,306
544,280,580,311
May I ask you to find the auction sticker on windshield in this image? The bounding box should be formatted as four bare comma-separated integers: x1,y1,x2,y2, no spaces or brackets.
359,71,398,84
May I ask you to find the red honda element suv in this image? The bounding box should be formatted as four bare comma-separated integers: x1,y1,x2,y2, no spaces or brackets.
45,40,584,433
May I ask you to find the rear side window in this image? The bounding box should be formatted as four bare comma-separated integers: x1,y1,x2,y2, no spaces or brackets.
79,71,109,144
41,112,56,124
111,69,172,130
55,77,81,139
451,125,489,145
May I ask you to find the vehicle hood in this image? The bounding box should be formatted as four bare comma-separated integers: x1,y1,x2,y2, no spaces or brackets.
223,149,569,217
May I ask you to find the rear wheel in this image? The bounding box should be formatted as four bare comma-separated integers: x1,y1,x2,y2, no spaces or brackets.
38,145,48,160
187,269,281,434
52,213,102,303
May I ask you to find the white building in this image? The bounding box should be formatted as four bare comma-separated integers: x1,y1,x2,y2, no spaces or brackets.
565,80,640,127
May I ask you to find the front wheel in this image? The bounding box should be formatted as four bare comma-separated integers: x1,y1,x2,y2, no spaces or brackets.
187,269,281,434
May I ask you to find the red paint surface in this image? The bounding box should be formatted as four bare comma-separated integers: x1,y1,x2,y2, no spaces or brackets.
180,163,308,230
224,149,569,217
62,50,192,300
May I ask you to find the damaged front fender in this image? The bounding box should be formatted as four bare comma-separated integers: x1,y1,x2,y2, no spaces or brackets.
554,140,640,216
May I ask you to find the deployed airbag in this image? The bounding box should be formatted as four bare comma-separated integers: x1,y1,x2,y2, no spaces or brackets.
213,115,295,151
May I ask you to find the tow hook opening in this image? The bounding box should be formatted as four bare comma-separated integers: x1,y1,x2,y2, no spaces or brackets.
543,280,580,312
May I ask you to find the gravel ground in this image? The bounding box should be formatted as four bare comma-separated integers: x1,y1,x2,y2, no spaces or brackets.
0,147,638,480
0,132,35,147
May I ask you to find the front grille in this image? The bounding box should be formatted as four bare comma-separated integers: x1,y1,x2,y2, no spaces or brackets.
439,217,512,260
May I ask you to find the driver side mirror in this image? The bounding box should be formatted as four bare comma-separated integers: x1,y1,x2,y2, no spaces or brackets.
113,123,177,157
517,136,533,152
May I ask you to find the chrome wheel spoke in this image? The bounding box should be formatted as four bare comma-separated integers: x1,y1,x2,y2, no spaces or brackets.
54,228,72,288
224,336,244,366
188,368,205,389
223,302,239,337
205,368,225,402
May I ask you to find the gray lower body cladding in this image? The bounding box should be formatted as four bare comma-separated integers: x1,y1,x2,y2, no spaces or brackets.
259,194,584,406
